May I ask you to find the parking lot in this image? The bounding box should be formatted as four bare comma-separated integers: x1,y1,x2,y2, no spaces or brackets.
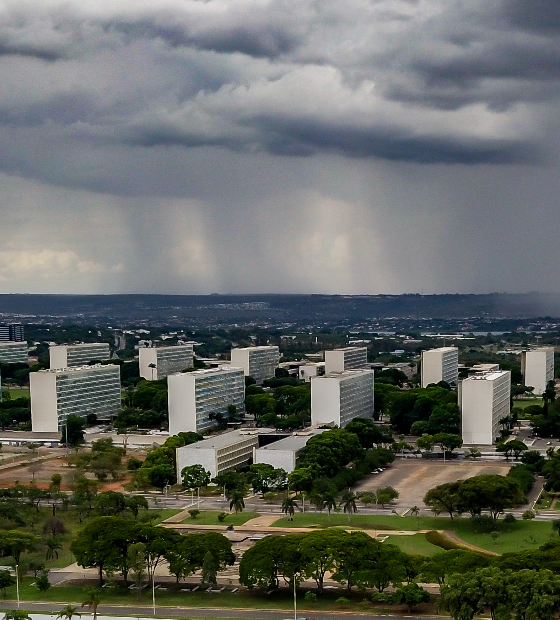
355,458,511,511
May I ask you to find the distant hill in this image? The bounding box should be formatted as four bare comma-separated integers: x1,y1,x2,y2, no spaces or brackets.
1,292,560,324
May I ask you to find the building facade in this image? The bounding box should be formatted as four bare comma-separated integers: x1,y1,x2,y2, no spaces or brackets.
0,342,28,364
176,429,259,478
254,429,327,473
49,343,111,369
460,370,511,445
324,347,368,375
30,365,122,433
230,346,279,384
0,323,24,342
311,369,374,427
168,367,245,434
421,347,459,387
521,348,555,396
139,345,194,380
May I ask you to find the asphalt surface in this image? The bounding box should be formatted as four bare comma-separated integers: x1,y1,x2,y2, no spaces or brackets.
0,601,446,620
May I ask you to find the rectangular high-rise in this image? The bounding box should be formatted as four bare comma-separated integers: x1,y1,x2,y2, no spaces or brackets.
30,365,122,432
460,370,511,445
0,323,24,342
421,347,459,387
139,345,194,380
311,369,374,428
168,367,245,434
0,342,28,364
521,348,555,396
49,343,111,369
230,346,279,384
324,347,368,375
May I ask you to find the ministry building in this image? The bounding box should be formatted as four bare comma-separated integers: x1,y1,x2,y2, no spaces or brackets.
230,346,279,384
324,347,368,375
421,347,459,387
139,345,194,380
49,343,111,369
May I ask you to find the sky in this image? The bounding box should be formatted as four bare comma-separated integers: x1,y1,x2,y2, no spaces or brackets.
0,0,559,295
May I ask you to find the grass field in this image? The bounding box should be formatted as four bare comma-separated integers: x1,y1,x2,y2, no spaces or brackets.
181,510,259,526
384,533,441,556
273,513,556,553
3,388,30,399
513,398,544,409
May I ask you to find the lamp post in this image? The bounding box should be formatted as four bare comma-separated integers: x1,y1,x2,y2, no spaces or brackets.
15,563,20,609
293,575,297,620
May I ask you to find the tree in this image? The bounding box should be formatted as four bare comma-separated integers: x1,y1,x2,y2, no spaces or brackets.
166,532,234,584
228,489,245,514
0,571,15,596
376,486,399,508
247,464,286,496
465,447,482,460
45,538,63,561
458,474,525,522
201,551,217,587
507,568,560,620
148,463,176,491
416,435,434,452
127,542,147,598
181,464,211,495
340,490,358,522
424,482,462,520
393,583,430,612
127,495,149,518
43,517,67,538
322,490,338,521
0,531,39,564
345,418,393,448
299,530,341,594
95,491,127,516
420,550,490,586
433,433,463,458
35,571,50,592
282,495,299,521
61,415,85,447
81,588,102,620
410,505,420,529
497,440,528,461
56,604,81,620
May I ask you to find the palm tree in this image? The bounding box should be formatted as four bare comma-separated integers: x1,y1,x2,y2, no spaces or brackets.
147,363,157,380
81,589,101,620
281,495,299,521
308,493,325,514
4,611,32,620
46,537,63,561
228,489,245,514
410,505,420,530
340,490,358,523
322,491,338,522
56,605,81,620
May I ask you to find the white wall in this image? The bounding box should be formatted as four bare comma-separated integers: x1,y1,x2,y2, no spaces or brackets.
30,372,58,432
139,348,159,380
523,350,554,396
311,376,341,425
324,350,345,375
230,349,250,375
176,446,217,478
254,448,297,472
168,374,197,434
49,346,68,369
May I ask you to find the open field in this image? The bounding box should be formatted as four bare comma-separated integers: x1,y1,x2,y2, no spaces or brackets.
272,513,556,553
180,510,259,526
355,459,511,509
513,398,544,409
3,388,30,399
383,533,441,556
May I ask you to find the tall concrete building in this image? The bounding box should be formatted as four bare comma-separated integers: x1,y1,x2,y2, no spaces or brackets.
230,346,279,384
0,323,24,342
254,429,327,473
30,365,122,433
176,429,259,478
460,370,511,445
0,342,28,364
521,348,555,396
324,347,368,375
139,345,194,380
421,347,459,387
168,367,245,435
49,343,111,369
311,369,374,428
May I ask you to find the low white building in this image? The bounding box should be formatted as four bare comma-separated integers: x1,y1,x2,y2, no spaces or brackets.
311,369,374,428
254,429,327,472
139,345,194,380
49,343,111,369
30,365,122,433
230,346,279,384
168,367,245,435
324,347,368,375
521,348,555,396
460,370,511,445
176,429,260,478
299,363,324,382
0,342,28,364
421,347,458,387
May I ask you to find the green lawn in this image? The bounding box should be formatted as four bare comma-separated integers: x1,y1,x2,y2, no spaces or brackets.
513,398,544,409
151,509,181,524
384,533,441,556
181,510,259,526
3,388,30,400
273,513,557,553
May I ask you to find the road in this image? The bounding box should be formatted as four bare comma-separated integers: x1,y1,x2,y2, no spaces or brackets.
0,601,446,620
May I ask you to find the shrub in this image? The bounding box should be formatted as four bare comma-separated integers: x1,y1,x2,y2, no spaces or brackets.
371,592,394,604
217,512,228,522
188,509,200,519
471,514,495,533
522,510,536,521
336,597,350,605
126,457,143,471
304,591,317,601
503,513,517,524
36,572,50,592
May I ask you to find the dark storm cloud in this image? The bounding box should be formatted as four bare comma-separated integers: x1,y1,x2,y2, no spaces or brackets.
502,0,560,34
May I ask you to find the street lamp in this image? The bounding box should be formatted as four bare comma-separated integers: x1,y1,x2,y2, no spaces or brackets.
15,563,20,609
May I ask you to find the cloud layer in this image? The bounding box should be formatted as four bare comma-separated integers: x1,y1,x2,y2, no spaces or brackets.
0,0,559,294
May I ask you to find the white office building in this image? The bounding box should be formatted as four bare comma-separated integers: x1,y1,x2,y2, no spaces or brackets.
521,348,555,396
230,346,279,384
460,370,511,445
49,343,111,369
324,347,368,375
139,345,194,380
311,369,374,428
421,347,459,387
0,342,28,364
176,429,260,478
30,365,122,432
168,367,245,435
299,363,325,382
254,429,327,473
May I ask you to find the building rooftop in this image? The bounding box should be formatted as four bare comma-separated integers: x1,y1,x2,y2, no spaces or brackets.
0,341,27,347
232,345,278,351
464,370,509,381
257,429,327,452
171,366,243,378
49,343,108,348
179,429,275,450
313,369,374,380
327,346,366,352
38,364,119,375
423,346,457,353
